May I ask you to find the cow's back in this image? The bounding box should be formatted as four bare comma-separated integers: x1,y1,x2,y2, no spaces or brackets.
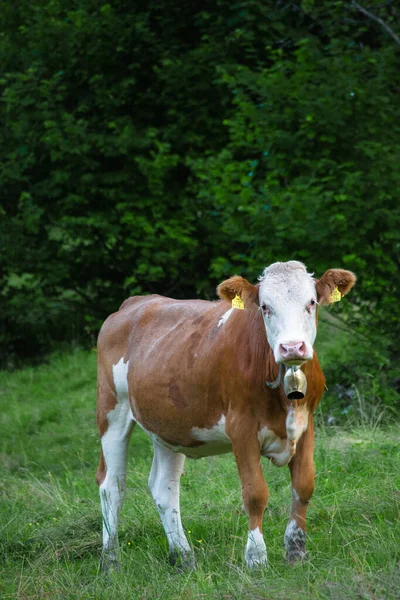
98,294,225,366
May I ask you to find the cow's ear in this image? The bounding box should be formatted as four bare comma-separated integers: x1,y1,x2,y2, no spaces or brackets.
217,276,259,307
315,269,356,306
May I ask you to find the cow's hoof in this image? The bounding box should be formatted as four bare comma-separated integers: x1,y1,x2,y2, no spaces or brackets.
245,529,268,569
284,519,306,564
169,550,196,572
285,548,307,564
245,545,268,568
100,552,120,573
245,553,268,569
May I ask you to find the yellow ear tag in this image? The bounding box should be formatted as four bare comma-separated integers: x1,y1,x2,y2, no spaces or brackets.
232,294,244,310
330,286,342,303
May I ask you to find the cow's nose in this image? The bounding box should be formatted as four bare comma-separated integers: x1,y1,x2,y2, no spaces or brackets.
280,342,306,360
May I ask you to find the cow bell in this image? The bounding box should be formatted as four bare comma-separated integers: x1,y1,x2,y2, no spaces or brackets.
284,366,307,400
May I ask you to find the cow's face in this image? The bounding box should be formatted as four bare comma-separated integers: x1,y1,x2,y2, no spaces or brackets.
217,261,356,367
258,262,318,365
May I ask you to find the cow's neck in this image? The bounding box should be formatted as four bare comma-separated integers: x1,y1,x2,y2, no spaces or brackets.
224,306,280,389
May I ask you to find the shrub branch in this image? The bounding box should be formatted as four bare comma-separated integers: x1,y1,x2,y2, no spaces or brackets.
351,1,400,46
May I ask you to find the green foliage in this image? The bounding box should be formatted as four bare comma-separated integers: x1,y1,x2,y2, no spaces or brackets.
0,0,399,407
316,319,399,420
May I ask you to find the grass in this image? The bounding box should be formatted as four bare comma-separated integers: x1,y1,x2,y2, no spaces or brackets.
0,347,399,600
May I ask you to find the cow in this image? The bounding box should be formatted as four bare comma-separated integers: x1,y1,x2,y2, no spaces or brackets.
96,260,356,570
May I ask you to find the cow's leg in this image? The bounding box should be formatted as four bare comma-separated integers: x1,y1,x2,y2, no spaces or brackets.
148,440,193,570
285,416,315,563
96,390,135,570
229,422,269,568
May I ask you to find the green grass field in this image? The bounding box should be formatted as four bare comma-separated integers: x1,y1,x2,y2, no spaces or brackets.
1,348,399,600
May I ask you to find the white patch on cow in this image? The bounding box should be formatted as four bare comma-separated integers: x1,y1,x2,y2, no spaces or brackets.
149,416,232,459
284,519,298,547
99,357,135,559
258,406,308,467
112,357,129,401
218,307,234,328
190,415,232,455
292,489,300,502
192,415,229,443
286,409,297,441
287,405,309,442
284,518,306,560
245,527,267,568
148,440,192,560
258,426,292,467
258,261,317,364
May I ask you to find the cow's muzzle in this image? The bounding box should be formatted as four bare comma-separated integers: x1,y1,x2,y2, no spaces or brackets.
283,366,307,400
279,341,306,362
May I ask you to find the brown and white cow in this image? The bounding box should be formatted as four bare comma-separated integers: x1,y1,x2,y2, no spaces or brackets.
96,261,356,569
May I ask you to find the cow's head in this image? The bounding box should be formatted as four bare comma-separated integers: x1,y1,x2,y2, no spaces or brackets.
217,261,356,366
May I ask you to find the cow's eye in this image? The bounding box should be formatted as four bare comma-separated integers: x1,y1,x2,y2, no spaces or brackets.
261,303,271,316
306,299,316,313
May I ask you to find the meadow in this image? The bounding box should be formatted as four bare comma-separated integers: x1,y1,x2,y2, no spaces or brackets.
1,336,399,599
